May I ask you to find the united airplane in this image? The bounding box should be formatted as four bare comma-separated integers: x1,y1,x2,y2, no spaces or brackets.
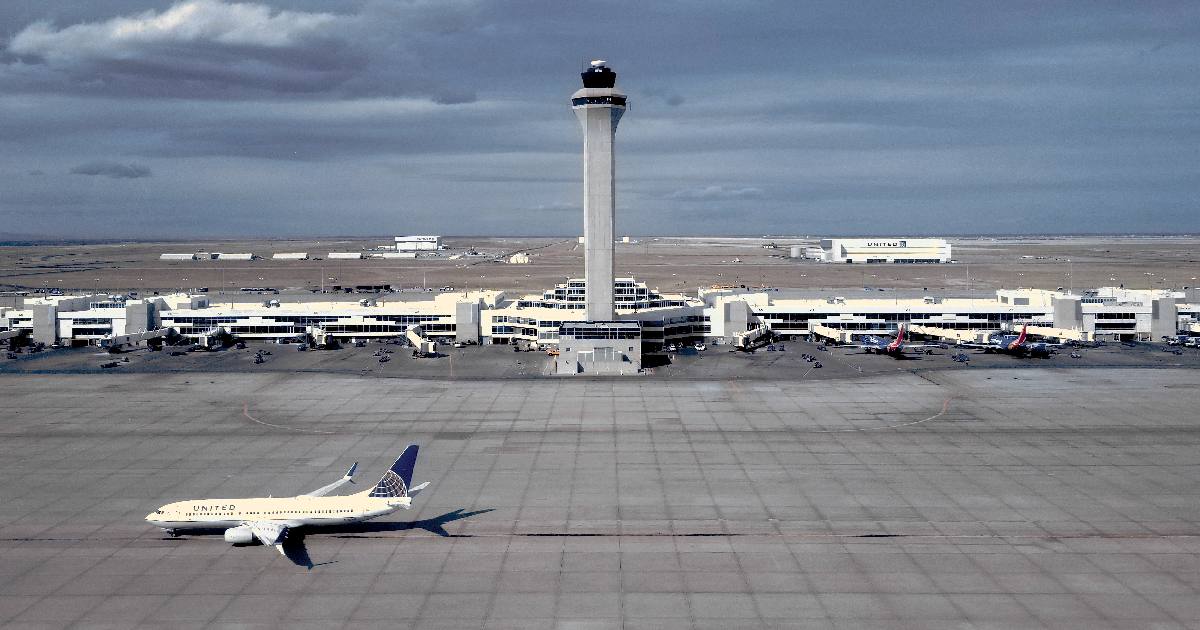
146,445,430,556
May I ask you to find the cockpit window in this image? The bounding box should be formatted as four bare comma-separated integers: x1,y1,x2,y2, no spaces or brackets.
156,510,163,514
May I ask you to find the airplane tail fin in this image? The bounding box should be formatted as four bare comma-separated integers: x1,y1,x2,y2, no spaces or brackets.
1015,324,1027,346
887,324,905,351
367,444,419,498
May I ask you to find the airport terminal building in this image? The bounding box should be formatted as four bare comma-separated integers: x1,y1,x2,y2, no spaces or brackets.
3,283,1196,355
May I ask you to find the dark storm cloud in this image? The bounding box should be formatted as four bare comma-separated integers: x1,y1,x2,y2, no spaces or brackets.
1,0,1198,238
70,161,152,178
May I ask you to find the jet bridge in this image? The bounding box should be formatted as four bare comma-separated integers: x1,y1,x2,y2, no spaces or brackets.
907,325,991,344
999,323,1093,342
406,325,438,357
733,325,772,350
809,324,854,344
101,327,175,352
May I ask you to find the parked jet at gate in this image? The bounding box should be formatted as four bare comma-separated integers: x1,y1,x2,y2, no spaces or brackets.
146,445,430,557
850,325,930,358
961,324,1056,357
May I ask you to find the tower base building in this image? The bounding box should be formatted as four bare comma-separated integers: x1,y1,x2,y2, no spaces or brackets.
555,321,642,375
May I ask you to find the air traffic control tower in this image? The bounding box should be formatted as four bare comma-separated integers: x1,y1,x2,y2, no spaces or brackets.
573,60,625,319
557,60,642,375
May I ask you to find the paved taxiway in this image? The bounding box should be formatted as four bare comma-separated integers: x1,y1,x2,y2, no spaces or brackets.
1,368,1198,628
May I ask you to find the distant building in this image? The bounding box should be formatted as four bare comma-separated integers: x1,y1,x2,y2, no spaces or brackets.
395,236,441,251
508,252,531,264
812,238,951,264
216,253,254,261
327,252,365,260
272,252,308,260
375,252,417,259
159,253,198,261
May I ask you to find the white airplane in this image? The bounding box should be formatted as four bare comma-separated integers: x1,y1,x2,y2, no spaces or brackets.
845,324,937,358
146,444,430,558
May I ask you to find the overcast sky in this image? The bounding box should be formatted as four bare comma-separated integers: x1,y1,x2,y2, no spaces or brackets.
1,1,1197,239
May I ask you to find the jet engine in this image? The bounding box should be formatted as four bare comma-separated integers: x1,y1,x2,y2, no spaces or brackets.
224,525,254,544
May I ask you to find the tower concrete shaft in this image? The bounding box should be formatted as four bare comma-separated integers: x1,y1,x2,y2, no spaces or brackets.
572,61,626,321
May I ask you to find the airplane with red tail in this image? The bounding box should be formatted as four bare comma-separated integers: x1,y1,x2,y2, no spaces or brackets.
849,324,934,358
961,324,1057,357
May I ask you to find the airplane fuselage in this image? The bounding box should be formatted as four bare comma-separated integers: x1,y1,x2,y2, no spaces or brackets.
146,494,410,531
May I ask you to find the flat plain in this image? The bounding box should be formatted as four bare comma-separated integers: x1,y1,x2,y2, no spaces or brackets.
1,365,1198,628
2,235,1199,295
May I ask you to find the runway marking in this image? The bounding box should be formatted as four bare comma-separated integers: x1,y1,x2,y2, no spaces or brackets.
813,397,953,433
242,402,338,435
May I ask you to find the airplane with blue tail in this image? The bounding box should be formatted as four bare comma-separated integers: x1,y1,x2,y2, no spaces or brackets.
146,445,430,559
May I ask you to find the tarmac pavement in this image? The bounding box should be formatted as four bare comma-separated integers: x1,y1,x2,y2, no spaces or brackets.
0,367,1198,628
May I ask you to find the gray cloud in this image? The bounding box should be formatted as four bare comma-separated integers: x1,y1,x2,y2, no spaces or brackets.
6,1,363,97
0,0,486,101
667,186,764,201
527,202,579,213
70,160,152,178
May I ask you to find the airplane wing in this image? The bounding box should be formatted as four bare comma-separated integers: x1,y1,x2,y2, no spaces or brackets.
301,462,358,497
248,521,289,553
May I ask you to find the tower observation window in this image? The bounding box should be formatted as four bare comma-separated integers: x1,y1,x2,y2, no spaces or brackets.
572,96,627,107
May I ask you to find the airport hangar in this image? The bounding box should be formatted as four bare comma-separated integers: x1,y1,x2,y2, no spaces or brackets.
3,283,1196,356
806,238,953,264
